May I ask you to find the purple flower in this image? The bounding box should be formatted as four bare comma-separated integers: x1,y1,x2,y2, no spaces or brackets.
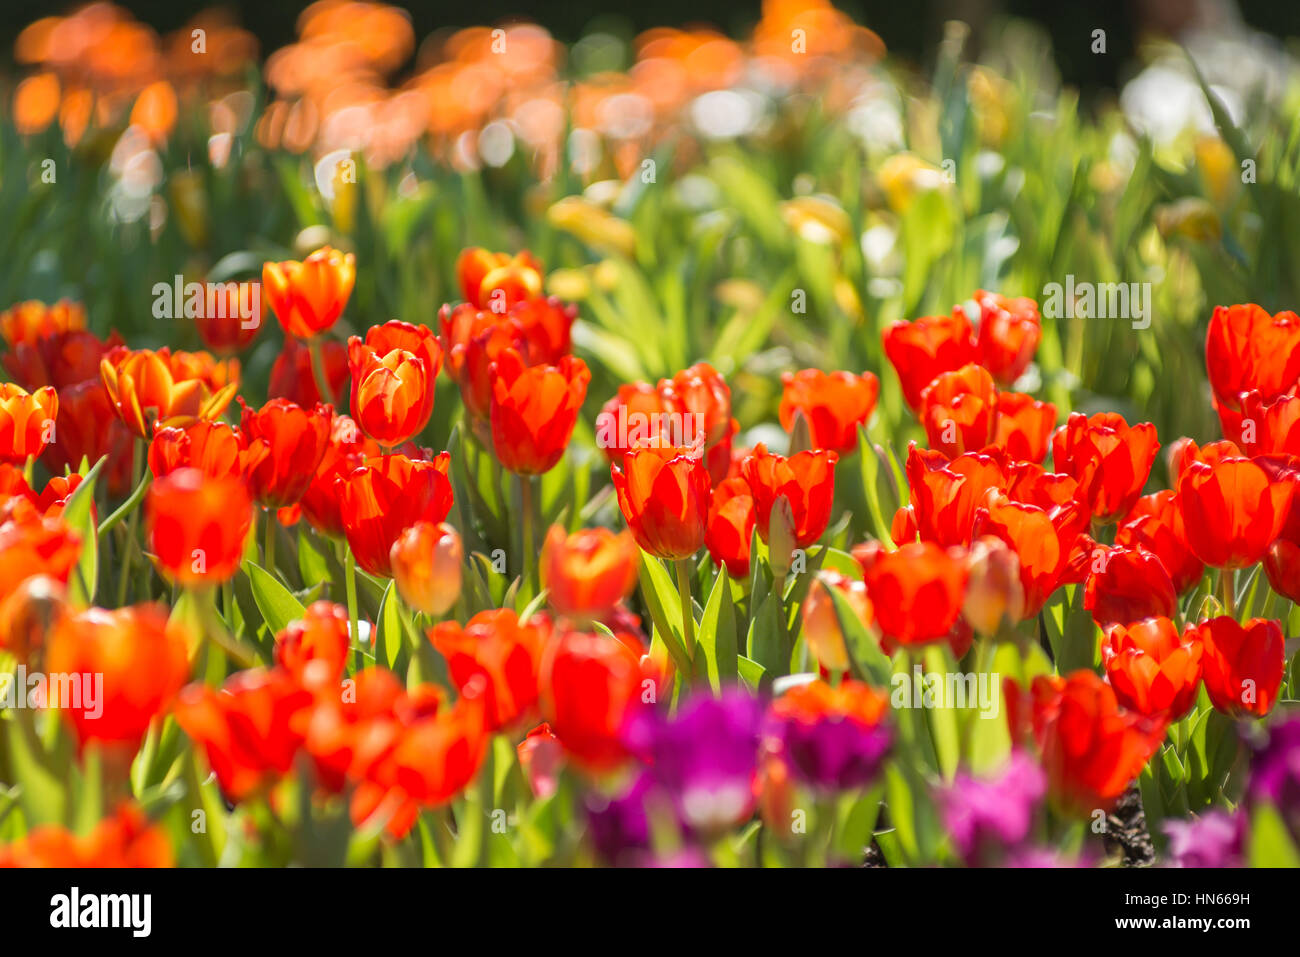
938,751,1046,865
773,712,892,792
584,772,656,865
623,688,764,832
1163,812,1244,868
1246,716,1300,843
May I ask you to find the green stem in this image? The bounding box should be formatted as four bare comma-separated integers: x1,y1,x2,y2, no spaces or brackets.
1219,568,1236,620
115,440,145,608
345,547,360,664
193,586,257,668
519,473,536,595
264,513,277,574
307,335,335,407
675,558,696,667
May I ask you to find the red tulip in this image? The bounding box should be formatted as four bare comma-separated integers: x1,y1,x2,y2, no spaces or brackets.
1051,412,1160,523
239,398,333,508
43,381,133,498
1191,616,1285,719
391,521,463,616
1114,490,1203,595
740,443,838,549
861,541,967,646
1101,617,1202,719
335,452,454,577
778,369,880,455
1204,303,1300,412
973,290,1041,385
45,604,190,755
195,281,262,354
612,444,710,560
0,299,85,349
1083,545,1177,629
992,391,1056,463
1239,389,1300,456
1176,455,1293,568
489,348,590,474
882,311,977,410
905,443,1008,547
2,327,122,391
803,571,875,672
269,336,348,406
705,476,756,578
299,414,381,538
971,490,1084,617
145,467,253,586
538,628,647,772
149,419,262,482
274,601,351,689
429,609,551,731
348,321,442,446
456,247,544,310
1007,670,1167,814
918,363,998,457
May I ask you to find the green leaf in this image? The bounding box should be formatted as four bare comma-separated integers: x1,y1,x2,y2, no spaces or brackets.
696,568,738,690
63,455,105,607
243,560,306,636
635,550,692,675
1248,803,1300,867
374,580,406,672
826,581,892,686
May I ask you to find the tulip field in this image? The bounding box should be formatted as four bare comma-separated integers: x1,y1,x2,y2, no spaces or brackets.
0,0,1299,876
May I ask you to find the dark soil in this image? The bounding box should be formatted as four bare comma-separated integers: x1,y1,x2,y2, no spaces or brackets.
1102,784,1155,866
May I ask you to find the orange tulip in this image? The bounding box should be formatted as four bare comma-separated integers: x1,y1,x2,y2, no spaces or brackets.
1101,617,1202,719
778,369,880,455
1204,303,1300,412
971,490,1085,617
262,246,356,339
1191,616,1285,719
612,444,710,560
0,299,85,348
274,601,351,689
705,476,756,578
882,311,977,411
2,326,121,391
489,348,590,474
149,419,263,482
992,391,1056,463
429,609,551,730
540,525,639,619
0,383,57,464
905,443,1009,547
1176,454,1292,568
0,803,171,868
456,247,544,310
299,413,381,538
145,467,253,586
45,381,133,498
0,502,81,608
802,571,874,672
391,521,462,616
100,345,238,438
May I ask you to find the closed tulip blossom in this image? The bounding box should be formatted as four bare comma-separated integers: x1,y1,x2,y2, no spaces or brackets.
239,397,333,508
490,348,590,474
540,525,639,620
0,383,57,464
862,541,966,646
429,609,550,731
262,245,356,339
1083,545,1177,629
269,336,348,406
1007,671,1167,814
1204,303,1300,413
962,535,1025,635
149,419,264,482
741,444,838,549
992,391,1057,463
274,601,351,689
1176,454,1293,569
391,521,463,617
1239,389,1300,456
349,320,442,446
613,445,710,560
456,246,545,310
778,369,880,455
1114,491,1203,595
1101,617,1203,719
1191,616,1285,719
972,490,1085,617
882,311,977,410
298,414,381,538
704,477,756,578
918,363,999,457
45,604,190,757
538,628,648,772
145,467,253,586
905,444,1009,547
336,452,454,577
973,291,1042,386
1051,412,1160,524
802,571,874,673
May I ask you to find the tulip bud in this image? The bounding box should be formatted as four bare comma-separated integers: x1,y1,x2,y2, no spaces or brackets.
391,521,462,616
802,571,873,673
962,536,1024,636
768,495,798,579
